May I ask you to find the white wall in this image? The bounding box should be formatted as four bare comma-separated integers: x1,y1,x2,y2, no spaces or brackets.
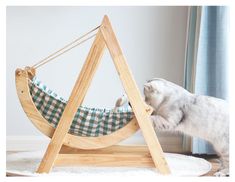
6,6,188,149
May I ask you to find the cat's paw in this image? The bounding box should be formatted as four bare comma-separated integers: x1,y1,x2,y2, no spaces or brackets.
150,115,169,130
214,168,229,177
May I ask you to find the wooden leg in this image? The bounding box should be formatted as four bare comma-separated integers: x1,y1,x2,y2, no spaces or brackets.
36,30,106,173
100,16,170,174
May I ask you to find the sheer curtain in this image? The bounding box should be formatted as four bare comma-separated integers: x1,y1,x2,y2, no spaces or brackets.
184,6,229,154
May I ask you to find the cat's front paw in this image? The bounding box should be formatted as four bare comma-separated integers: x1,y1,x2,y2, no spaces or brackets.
214,168,229,177
150,115,169,130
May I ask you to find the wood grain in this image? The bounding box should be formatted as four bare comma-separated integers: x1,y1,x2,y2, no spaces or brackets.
55,154,154,167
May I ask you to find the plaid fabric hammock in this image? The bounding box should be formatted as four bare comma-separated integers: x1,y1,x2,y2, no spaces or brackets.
28,77,134,137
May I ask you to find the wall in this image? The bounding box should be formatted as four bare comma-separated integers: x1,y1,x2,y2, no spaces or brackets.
6,6,188,150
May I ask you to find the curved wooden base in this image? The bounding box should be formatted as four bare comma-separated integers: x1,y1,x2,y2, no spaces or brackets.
15,69,140,150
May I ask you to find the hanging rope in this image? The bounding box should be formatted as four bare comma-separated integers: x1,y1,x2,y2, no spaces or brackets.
31,25,100,69
32,34,97,69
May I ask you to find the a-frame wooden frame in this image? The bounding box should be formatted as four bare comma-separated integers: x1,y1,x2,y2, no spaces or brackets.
36,15,170,175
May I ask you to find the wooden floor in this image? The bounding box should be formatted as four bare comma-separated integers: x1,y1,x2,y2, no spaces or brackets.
200,156,220,176
6,151,220,177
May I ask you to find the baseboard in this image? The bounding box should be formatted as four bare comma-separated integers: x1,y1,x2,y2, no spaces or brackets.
6,133,185,153
6,136,50,151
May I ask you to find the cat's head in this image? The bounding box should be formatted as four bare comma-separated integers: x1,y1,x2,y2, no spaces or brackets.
144,78,167,109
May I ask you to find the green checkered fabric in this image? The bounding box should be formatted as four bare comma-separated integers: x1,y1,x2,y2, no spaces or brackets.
28,77,134,137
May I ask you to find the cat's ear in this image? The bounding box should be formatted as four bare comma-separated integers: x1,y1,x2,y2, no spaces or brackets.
144,83,154,92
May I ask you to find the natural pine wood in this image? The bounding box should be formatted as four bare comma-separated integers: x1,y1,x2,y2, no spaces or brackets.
60,145,150,154
56,145,153,167
55,154,154,167
100,15,170,174
15,15,170,175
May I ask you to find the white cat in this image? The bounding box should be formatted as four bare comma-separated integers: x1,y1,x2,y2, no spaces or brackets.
143,78,229,176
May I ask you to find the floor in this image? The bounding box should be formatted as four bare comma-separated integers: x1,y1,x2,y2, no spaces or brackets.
199,155,220,176
6,151,220,177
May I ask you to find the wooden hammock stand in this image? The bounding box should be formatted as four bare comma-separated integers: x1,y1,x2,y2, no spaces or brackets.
15,15,170,175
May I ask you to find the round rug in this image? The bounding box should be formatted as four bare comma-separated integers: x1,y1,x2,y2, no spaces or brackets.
6,151,211,176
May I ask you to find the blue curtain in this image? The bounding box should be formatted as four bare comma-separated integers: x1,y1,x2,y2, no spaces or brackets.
183,6,201,152
184,6,229,154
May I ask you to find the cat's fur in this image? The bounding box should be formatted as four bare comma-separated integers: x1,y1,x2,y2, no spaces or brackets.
143,78,229,176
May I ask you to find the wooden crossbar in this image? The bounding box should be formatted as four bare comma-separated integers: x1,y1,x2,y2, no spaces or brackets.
56,145,154,167
55,154,154,167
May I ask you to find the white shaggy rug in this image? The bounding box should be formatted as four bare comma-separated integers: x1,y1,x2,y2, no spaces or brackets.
6,151,211,177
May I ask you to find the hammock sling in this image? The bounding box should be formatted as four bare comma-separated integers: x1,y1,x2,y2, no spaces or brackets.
15,15,170,174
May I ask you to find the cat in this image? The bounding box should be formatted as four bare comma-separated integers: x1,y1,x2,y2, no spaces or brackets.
143,78,229,176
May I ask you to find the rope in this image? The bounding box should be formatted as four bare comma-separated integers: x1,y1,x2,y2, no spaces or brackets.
32,25,100,69
33,34,96,69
